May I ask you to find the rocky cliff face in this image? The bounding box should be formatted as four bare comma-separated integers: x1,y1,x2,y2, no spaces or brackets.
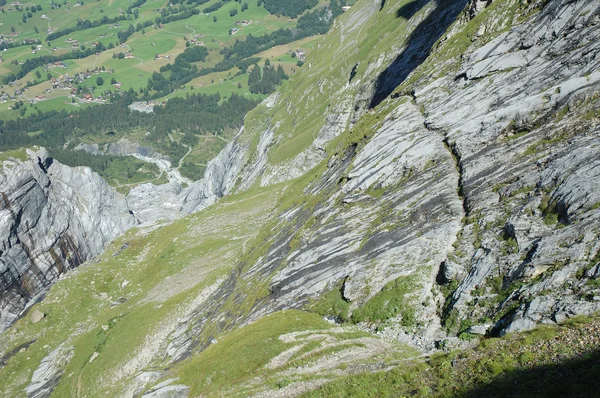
165,0,600,354
73,135,249,225
0,148,136,331
418,0,600,335
261,0,600,337
125,133,247,223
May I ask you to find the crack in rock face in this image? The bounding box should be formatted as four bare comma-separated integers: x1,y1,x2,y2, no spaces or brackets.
418,0,600,332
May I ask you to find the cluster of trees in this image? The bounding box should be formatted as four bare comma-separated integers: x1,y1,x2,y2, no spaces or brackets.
150,62,197,95
117,24,136,43
236,57,260,73
47,15,128,41
166,57,198,84
152,92,259,138
0,93,139,150
155,8,200,25
203,1,225,13
49,148,158,183
147,46,206,96
0,92,259,165
169,0,209,5
19,3,42,23
261,0,317,18
126,0,146,13
247,60,287,94
175,45,208,63
0,38,41,51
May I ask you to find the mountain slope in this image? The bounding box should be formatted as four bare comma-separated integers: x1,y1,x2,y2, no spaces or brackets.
1,0,600,396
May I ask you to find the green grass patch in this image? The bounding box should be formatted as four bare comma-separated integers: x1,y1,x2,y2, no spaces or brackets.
0,148,28,162
352,273,419,327
309,279,350,323
175,310,332,396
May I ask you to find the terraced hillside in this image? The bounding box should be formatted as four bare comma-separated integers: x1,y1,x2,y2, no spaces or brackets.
1,0,600,396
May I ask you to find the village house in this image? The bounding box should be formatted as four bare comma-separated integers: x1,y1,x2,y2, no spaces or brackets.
295,49,307,61
190,34,205,46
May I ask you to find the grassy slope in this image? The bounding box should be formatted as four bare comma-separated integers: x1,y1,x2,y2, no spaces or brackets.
171,309,416,397
0,183,283,397
305,315,600,397
5,1,599,397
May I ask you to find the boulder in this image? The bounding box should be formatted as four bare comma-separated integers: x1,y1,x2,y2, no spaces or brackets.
30,310,45,324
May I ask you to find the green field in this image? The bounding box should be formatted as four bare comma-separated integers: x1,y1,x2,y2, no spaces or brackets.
0,0,314,111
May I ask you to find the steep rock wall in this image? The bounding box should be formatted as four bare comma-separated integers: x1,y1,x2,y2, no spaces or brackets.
0,148,136,331
162,0,600,359
416,0,600,335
